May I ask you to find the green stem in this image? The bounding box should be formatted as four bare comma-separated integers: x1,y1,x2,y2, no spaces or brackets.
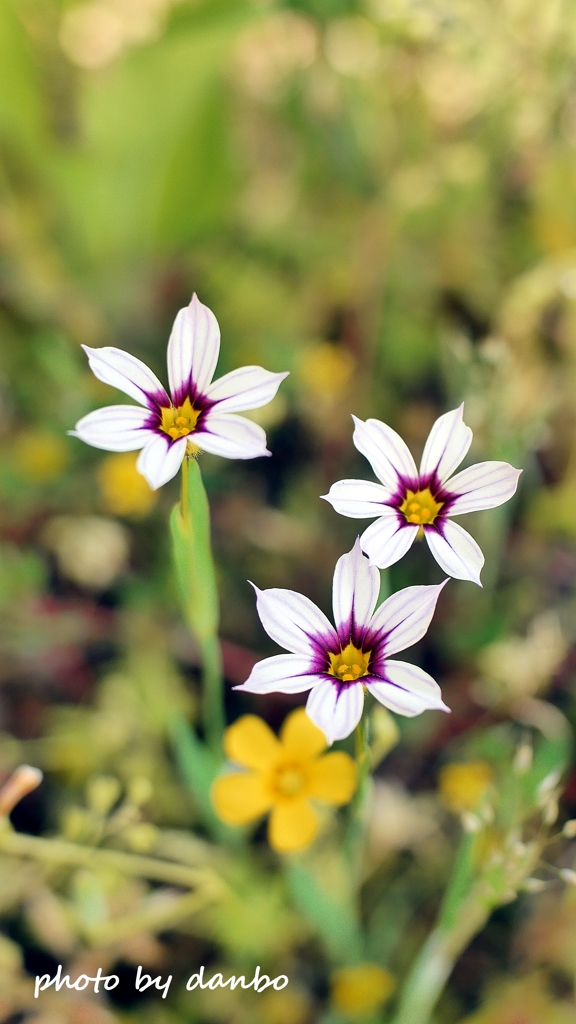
389,832,486,1024
86,888,218,946
344,718,372,883
389,899,489,1024
181,454,189,523
170,456,224,752
199,634,225,754
355,721,365,762
0,820,227,946
0,820,221,891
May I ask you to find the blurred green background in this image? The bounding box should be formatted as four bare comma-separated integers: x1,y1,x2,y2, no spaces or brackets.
1,0,576,1021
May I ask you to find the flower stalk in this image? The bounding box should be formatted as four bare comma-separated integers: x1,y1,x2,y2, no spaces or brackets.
170,455,224,752
0,818,222,891
389,825,541,1024
0,817,226,946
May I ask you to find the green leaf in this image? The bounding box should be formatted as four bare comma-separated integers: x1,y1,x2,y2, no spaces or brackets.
0,0,48,161
52,9,251,269
168,711,234,842
285,862,364,964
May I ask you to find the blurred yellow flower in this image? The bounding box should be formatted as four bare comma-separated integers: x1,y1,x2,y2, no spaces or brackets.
439,761,493,813
14,431,68,482
331,963,395,1017
298,343,355,398
460,972,575,1024
211,708,357,853
259,987,311,1024
97,451,156,517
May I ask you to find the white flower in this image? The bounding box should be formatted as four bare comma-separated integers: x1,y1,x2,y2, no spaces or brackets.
322,405,521,586
71,294,289,489
235,540,449,743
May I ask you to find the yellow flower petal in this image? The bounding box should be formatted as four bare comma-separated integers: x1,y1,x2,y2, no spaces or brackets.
307,751,357,805
268,798,319,853
211,772,273,825
279,707,327,759
224,715,281,771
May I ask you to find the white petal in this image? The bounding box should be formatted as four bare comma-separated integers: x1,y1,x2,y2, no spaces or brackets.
71,405,154,451
306,680,364,743
425,520,484,585
367,661,449,717
196,413,270,460
82,346,168,409
369,580,448,657
352,416,418,491
322,479,393,518
332,539,379,641
445,462,522,515
254,586,338,657
419,404,472,483
360,512,418,569
167,294,220,402
136,435,186,489
205,366,289,413
234,654,323,694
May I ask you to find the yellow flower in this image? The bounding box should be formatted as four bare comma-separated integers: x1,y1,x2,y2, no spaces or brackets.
14,431,68,481
439,761,493,813
298,343,355,398
97,451,156,517
259,988,310,1024
211,708,357,853
460,972,575,1024
331,963,395,1017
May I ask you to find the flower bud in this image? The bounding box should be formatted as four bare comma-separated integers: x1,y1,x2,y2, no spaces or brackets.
513,743,533,775
0,766,43,817
127,776,153,807
523,878,547,893
537,770,562,798
543,798,559,825
369,706,400,768
501,888,517,904
125,822,159,853
560,868,576,885
461,811,482,833
86,776,121,816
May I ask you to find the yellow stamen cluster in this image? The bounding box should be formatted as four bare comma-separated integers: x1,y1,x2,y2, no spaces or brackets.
328,642,371,683
160,397,200,440
273,764,306,798
399,487,443,526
